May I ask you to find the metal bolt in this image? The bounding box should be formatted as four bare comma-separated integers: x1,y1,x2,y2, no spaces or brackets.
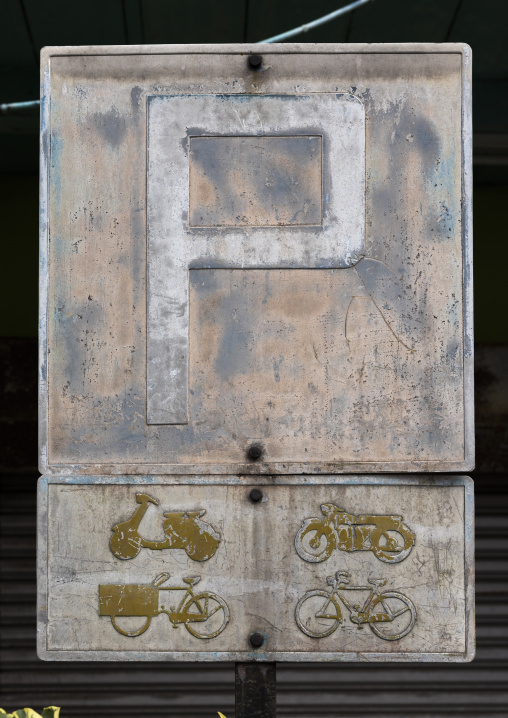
249,631,265,649
248,54,262,70
249,488,263,503
247,444,263,461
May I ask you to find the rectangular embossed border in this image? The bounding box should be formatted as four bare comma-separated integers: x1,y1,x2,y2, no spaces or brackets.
187,134,324,228
37,473,474,662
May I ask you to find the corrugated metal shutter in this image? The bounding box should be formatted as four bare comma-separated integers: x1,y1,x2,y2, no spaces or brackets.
2,475,507,717
1,342,508,717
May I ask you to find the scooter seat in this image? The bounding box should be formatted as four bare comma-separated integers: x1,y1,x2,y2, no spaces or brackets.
185,510,206,519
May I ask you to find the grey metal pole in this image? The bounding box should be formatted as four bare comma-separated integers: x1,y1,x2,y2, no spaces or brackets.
235,663,276,718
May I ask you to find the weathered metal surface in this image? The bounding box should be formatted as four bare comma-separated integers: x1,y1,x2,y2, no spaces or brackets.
189,135,323,227
37,474,474,662
39,44,473,473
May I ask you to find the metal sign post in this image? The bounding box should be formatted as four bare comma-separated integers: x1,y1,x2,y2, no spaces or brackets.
236,663,276,718
38,44,474,715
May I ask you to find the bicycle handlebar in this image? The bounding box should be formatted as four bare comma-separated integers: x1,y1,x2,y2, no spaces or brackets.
152,572,171,587
335,570,350,580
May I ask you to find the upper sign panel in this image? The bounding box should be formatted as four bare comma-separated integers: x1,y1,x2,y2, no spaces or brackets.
40,45,473,474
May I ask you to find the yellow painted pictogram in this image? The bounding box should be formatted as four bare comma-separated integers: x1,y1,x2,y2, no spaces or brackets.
295,503,415,563
296,571,416,640
110,493,221,561
99,572,229,639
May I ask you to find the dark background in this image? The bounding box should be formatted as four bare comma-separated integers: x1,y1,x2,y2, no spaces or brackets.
1,1,508,715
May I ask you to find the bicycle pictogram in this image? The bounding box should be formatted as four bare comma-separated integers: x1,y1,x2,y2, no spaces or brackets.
295,503,415,564
99,572,229,639
296,571,416,641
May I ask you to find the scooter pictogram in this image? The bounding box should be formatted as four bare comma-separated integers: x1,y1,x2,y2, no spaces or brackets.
110,493,221,561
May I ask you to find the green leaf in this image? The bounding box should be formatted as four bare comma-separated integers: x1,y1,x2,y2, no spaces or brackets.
0,709,60,718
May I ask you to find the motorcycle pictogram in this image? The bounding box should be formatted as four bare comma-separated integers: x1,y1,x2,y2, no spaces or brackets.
295,503,415,564
110,493,221,562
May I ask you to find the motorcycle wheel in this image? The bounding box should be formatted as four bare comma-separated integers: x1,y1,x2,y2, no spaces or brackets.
294,520,336,563
371,525,415,564
185,536,220,562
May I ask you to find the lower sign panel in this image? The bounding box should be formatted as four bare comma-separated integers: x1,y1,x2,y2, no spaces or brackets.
37,476,474,661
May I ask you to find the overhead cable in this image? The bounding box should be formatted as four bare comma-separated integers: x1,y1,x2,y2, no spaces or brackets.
0,1,373,113
258,0,372,43
0,99,40,114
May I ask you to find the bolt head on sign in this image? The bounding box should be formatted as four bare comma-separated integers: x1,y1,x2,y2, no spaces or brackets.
38,44,474,663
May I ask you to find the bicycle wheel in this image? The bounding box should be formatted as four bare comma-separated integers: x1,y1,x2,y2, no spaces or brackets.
111,615,152,637
295,590,342,638
368,592,416,640
294,520,336,563
371,525,415,564
184,592,229,639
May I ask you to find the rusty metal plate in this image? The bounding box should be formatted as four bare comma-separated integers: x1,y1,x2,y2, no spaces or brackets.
37,475,474,662
40,44,473,474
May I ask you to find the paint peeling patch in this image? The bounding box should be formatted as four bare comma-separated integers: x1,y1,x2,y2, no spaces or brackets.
435,201,456,241
273,356,284,383
130,86,143,111
92,107,126,148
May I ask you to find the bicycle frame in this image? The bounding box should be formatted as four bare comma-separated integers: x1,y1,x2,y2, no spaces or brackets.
331,584,388,625
296,573,416,641
158,585,208,625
